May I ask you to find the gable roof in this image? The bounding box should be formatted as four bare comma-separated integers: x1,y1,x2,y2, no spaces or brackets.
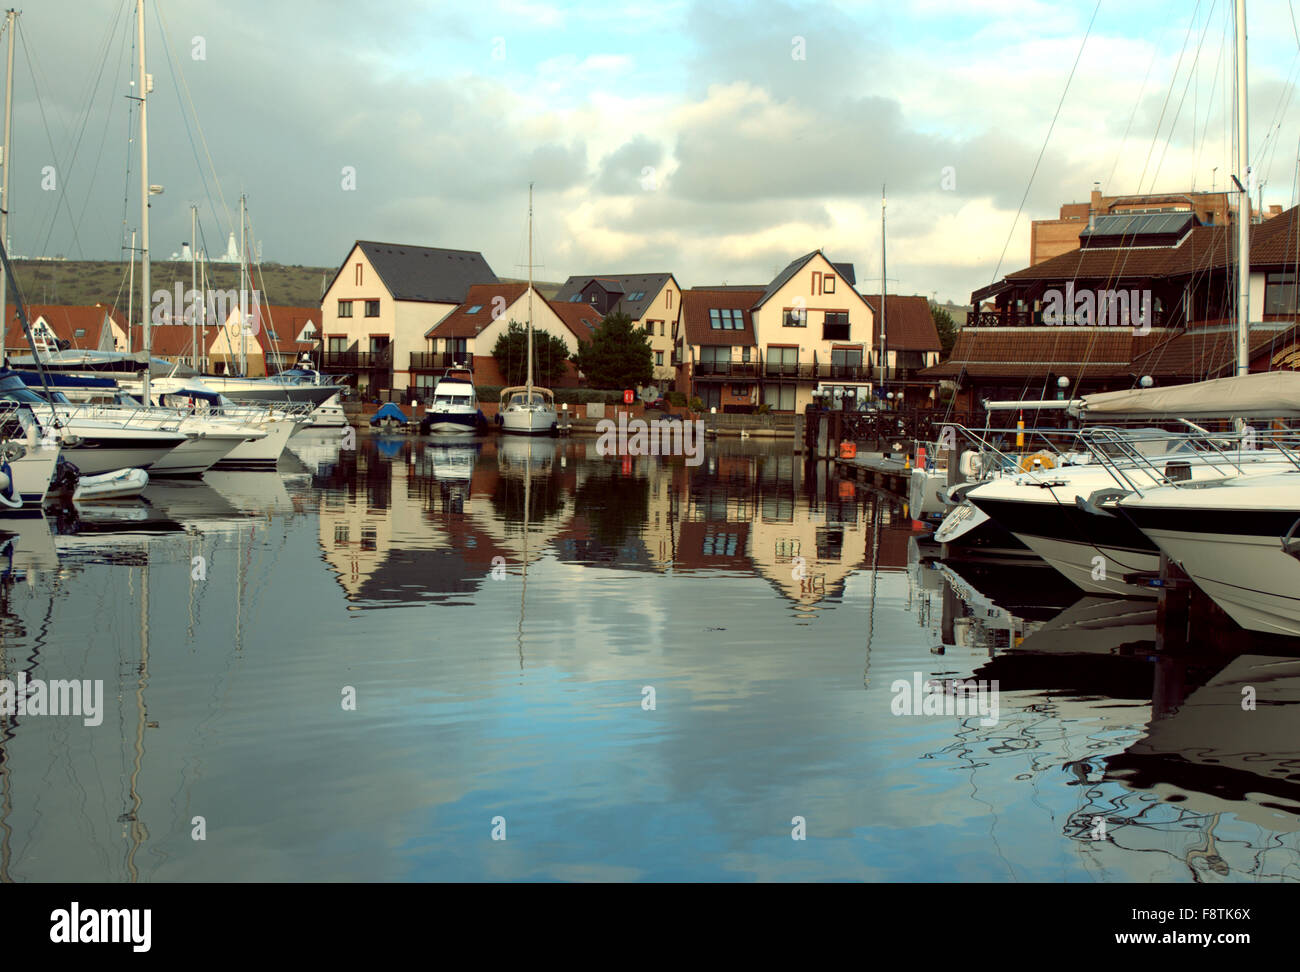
553,273,674,320
547,299,603,344
753,251,819,310
327,241,498,304
5,304,123,351
681,288,763,346
862,295,941,352
752,250,863,310
426,283,528,339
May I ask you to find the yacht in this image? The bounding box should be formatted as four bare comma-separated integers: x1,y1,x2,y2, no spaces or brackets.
1117,469,1300,637
0,370,186,475
422,367,485,434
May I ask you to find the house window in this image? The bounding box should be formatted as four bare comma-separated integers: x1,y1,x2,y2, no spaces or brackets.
655,351,664,366
823,312,850,341
338,300,353,317
328,336,347,353
766,345,798,371
365,300,380,317
812,271,822,295
742,346,751,363
369,336,390,355
1265,272,1298,315
823,276,835,294
666,289,673,308
659,321,665,336
783,308,807,327
646,320,655,332
709,308,742,329
354,263,363,286
700,385,722,410
74,328,86,338
467,305,483,315
731,384,749,397
831,347,862,377
763,383,796,411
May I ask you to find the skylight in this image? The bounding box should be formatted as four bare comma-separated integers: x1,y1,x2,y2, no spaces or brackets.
466,305,483,314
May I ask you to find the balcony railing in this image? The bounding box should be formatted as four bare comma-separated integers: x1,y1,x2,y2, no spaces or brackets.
969,306,1167,328
694,361,759,378
411,351,473,370
321,349,392,369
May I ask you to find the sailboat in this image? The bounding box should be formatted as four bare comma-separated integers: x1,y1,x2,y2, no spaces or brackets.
500,185,558,436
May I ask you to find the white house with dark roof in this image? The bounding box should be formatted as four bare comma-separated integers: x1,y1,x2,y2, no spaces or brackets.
747,250,875,412
553,272,682,389
320,240,498,398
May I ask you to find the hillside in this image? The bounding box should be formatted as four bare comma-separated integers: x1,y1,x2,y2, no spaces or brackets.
9,260,333,311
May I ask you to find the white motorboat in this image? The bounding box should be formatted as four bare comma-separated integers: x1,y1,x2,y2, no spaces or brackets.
1117,469,1300,637
965,441,1292,597
423,367,485,434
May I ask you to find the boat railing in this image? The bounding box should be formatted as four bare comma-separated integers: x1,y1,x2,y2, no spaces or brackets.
1078,426,1300,496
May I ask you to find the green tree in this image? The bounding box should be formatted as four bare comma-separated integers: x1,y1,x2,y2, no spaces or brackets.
492,321,572,386
573,312,653,389
931,304,958,357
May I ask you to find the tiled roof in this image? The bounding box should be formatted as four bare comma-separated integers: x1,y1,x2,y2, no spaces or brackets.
681,288,763,346
920,327,1171,380
5,304,122,350
547,300,602,343
148,325,220,357
985,205,1300,298
553,273,674,321
329,241,498,304
426,283,528,339
1132,325,1300,379
862,295,941,352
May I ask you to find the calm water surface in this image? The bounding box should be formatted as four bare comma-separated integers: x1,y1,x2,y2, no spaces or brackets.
1,432,1298,882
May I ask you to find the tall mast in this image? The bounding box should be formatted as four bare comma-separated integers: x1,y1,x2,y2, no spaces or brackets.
1234,0,1251,376
526,182,533,395
136,0,151,401
239,194,247,376
127,229,135,347
880,186,888,404
190,204,198,369
0,10,15,362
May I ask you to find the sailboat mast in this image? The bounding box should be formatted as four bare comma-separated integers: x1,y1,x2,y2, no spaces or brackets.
191,204,198,369
137,0,151,402
239,194,247,377
1235,0,1250,377
127,229,135,350
880,186,888,403
0,10,15,363
526,182,534,395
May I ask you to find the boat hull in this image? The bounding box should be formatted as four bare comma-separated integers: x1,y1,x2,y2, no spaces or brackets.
214,419,294,470
501,409,557,436
0,443,60,513
148,432,244,477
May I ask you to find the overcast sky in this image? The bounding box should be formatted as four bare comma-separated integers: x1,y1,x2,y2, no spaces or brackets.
9,0,1300,304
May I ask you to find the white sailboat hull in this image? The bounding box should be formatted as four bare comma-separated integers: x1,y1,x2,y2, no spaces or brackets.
1,443,60,512
501,408,557,435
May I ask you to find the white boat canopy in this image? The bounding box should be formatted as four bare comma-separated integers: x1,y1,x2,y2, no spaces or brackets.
1068,372,1300,420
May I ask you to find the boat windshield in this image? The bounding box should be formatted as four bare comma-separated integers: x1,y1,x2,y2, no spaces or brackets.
507,392,550,408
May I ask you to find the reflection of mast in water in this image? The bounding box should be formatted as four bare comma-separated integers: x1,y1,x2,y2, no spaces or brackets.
124,561,150,882
1184,813,1229,879
517,446,531,673
863,493,881,689
0,565,14,882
